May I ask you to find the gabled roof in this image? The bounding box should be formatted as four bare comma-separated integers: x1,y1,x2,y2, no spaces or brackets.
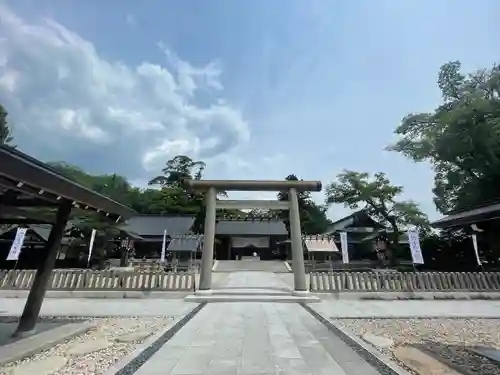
432,201,500,228
324,210,384,234
120,215,195,236
167,235,203,252
216,218,287,236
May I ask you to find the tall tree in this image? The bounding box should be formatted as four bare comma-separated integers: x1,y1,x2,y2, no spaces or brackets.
148,155,206,187
278,174,331,235
325,170,429,248
0,104,14,146
388,61,500,213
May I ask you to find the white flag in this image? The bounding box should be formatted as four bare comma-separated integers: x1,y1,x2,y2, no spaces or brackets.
471,234,481,266
7,227,28,261
340,231,349,264
87,229,97,266
160,229,167,263
408,228,424,264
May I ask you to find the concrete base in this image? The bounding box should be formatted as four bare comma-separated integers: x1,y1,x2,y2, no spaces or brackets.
194,289,213,296
185,294,320,303
292,290,310,297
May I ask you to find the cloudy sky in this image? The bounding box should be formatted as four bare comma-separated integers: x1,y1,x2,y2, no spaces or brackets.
0,1,499,220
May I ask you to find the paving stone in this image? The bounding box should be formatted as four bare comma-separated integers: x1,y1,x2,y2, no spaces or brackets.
468,345,500,364
114,329,153,343
11,356,67,375
362,332,394,348
66,338,113,356
393,346,463,375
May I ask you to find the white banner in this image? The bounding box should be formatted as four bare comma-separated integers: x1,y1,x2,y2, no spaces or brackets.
87,229,97,266
471,234,481,266
160,229,167,262
408,229,424,264
340,231,349,264
7,227,28,261
231,237,269,248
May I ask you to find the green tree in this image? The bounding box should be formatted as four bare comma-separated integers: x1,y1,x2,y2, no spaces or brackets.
388,61,500,213
0,104,14,146
148,155,206,187
325,170,429,250
277,174,331,235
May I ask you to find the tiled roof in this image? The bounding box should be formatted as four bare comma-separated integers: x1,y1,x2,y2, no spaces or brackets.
167,235,203,252
216,218,287,236
432,202,500,228
120,215,195,236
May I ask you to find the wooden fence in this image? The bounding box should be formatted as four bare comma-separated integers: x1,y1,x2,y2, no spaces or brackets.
0,269,195,291
309,271,500,292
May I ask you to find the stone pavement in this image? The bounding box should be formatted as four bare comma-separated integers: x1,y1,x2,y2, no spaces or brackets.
0,298,195,317
135,302,382,375
213,271,292,291
2,298,500,319
313,299,500,318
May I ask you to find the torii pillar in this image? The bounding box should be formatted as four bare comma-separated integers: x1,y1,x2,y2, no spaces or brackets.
183,179,322,295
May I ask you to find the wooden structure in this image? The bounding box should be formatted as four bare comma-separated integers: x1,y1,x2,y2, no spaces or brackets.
0,146,135,335
214,217,288,260
0,269,194,291
309,271,500,293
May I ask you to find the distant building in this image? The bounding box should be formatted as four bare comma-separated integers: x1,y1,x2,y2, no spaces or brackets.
213,217,288,260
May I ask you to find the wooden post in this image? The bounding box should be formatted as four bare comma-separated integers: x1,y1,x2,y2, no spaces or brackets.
14,201,72,336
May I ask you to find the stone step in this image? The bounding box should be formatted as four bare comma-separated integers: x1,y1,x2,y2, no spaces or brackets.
211,288,292,296
184,294,321,303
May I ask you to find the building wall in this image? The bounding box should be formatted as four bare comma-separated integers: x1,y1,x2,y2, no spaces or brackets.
214,234,287,260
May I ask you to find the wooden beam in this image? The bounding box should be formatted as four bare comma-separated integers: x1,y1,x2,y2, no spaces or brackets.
0,176,60,203
14,201,72,335
0,207,56,223
0,198,60,207
0,218,53,225
216,200,290,210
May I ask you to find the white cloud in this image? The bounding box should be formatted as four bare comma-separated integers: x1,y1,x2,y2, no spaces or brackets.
0,5,250,177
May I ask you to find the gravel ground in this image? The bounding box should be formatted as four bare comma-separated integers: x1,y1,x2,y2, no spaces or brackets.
0,316,177,375
336,318,500,375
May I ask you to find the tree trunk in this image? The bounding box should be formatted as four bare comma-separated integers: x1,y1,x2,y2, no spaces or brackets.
120,248,129,267
388,219,399,267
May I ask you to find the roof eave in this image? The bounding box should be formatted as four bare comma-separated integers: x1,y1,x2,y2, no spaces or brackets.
0,146,136,219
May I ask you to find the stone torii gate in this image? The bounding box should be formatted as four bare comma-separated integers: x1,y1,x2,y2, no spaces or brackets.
182,179,322,295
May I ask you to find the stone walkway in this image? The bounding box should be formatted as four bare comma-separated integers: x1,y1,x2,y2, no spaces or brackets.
214,259,289,273
213,271,292,291
135,302,382,375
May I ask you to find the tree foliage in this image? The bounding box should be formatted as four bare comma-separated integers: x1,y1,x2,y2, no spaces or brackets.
325,170,429,247
388,61,500,213
0,104,14,146
278,174,331,234
148,155,206,187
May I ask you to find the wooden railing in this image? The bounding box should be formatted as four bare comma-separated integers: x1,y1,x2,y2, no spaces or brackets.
0,269,195,291
309,271,500,292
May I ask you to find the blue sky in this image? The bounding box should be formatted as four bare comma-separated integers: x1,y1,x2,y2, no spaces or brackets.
1,0,499,220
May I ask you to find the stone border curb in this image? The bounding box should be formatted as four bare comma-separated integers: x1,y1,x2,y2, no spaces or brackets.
317,291,500,300
283,261,292,272
0,321,98,366
301,303,411,375
212,260,219,271
103,303,206,375
0,290,191,299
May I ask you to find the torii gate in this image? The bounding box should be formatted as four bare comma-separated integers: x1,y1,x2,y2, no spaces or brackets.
182,179,322,295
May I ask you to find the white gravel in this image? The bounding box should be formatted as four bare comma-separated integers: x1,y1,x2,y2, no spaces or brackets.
336,318,500,375
0,317,176,375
